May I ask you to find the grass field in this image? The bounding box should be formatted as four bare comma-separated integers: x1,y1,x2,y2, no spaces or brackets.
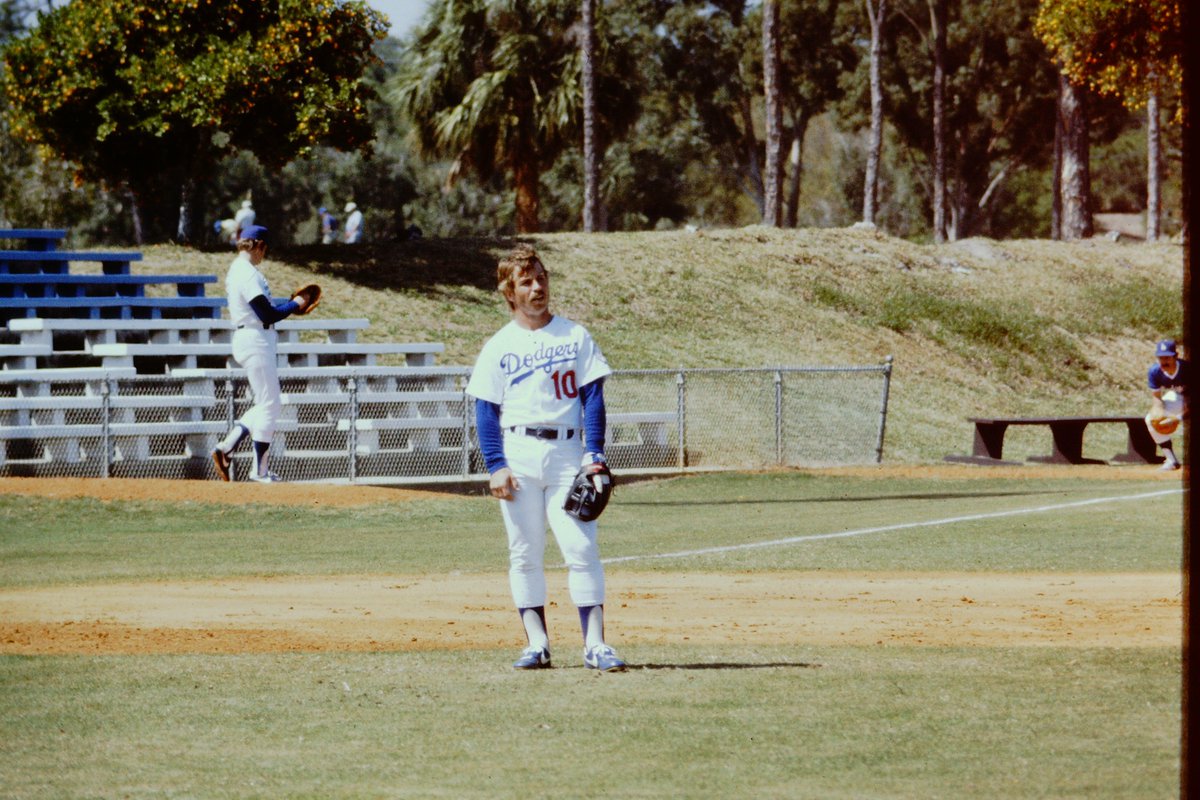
0,468,1183,798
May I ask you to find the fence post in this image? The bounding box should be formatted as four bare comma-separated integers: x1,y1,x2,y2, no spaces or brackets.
676,369,687,470
774,369,784,465
347,377,359,483
100,377,112,478
874,355,894,463
460,386,471,478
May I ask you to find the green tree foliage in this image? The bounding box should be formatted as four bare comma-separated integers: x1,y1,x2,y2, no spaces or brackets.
852,0,1061,238
1,0,387,242
391,0,638,234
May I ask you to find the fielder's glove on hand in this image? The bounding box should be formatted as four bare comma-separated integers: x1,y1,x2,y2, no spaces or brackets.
1150,414,1181,435
564,461,614,521
291,283,322,314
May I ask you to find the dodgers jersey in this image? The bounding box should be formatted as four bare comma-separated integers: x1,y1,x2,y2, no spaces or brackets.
466,316,611,429
225,252,272,328
1147,359,1190,396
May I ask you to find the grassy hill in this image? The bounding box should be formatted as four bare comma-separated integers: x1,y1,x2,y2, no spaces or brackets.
139,226,1184,463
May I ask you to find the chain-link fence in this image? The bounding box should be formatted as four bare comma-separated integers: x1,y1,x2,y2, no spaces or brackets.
0,360,893,482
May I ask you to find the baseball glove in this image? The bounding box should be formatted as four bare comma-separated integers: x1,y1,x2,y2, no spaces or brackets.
563,462,615,521
1150,414,1181,435
291,283,322,315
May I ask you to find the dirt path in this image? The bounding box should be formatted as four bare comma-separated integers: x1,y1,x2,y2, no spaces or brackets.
0,571,1179,655
0,465,1182,656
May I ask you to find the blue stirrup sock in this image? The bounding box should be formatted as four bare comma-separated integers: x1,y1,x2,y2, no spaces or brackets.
253,440,271,477
519,607,549,651
578,604,605,650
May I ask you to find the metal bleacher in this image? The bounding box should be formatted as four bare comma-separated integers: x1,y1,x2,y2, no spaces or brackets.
0,229,462,481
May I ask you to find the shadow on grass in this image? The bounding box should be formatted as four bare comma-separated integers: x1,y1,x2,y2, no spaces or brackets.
267,237,535,296
620,490,1057,508
626,661,822,671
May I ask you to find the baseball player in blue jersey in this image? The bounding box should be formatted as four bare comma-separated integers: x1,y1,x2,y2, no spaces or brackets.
211,225,311,482
1144,338,1190,470
466,245,627,672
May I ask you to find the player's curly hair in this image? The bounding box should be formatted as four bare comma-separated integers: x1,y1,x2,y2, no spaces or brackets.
496,244,547,308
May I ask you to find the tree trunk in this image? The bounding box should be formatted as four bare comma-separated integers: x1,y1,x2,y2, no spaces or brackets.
581,0,601,232
176,176,197,244
1052,79,1063,240
784,109,812,228
128,188,144,246
929,0,947,243
1146,88,1161,242
862,0,887,226
1059,73,1092,240
762,0,783,227
739,94,764,218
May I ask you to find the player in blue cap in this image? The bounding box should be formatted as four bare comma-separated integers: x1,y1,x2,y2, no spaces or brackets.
1144,338,1189,470
211,225,312,482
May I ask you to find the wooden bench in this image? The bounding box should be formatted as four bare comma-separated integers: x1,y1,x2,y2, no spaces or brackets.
0,228,67,252
0,250,142,275
1,273,215,298
944,416,1160,466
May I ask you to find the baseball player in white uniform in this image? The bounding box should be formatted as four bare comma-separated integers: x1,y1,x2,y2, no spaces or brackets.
466,245,627,672
211,225,310,482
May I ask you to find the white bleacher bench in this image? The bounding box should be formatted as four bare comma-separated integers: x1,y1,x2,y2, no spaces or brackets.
0,342,54,370
606,411,675,448
337,415,467,456
0,417,299,467
91,341,443,370
0,366,138,390
282,389,465,407
6,317,372,355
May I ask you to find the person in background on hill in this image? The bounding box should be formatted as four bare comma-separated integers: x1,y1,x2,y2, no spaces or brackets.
1144,338,1190,471
343,201,363,243
234,199,256,240
465,244,627,673
211,225,311,483
318,206,338,245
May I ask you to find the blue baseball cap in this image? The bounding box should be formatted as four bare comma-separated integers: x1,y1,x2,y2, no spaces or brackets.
238,224,269,243
1155,339,1178,358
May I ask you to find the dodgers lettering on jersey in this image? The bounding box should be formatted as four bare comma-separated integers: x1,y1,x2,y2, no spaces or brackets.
466,316,611,429
225,253,271,328
1147,359,1191,396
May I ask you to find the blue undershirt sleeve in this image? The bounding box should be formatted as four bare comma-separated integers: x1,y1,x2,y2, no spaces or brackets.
579,378,607,456
475,398,507,473
249,294,300,326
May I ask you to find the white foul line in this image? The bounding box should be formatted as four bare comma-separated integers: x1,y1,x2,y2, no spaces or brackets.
601,487,1186,565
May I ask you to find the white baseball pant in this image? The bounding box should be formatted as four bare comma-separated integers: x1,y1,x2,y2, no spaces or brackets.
231,327,282,442
499,430,605,609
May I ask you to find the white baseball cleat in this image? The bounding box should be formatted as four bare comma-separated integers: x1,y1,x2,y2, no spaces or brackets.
513,646,551,670
584,643,627,672
247,470,283,483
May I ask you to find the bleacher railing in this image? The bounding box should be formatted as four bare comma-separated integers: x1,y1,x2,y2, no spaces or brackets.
0,360,893,483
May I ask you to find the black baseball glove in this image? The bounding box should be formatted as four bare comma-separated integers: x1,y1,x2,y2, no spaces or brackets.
563,461,615,521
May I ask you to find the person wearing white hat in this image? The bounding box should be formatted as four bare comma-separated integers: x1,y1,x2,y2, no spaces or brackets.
234,199,256,240
343,201,363,243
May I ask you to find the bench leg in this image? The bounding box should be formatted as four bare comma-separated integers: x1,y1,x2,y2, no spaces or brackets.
1047,421,1085,463
1117,420,1162,464
972,422,1009,459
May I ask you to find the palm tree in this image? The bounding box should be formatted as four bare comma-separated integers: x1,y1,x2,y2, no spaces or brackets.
392,0,586,233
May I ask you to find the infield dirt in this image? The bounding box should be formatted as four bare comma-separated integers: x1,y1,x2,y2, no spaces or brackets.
0,465,1182,658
